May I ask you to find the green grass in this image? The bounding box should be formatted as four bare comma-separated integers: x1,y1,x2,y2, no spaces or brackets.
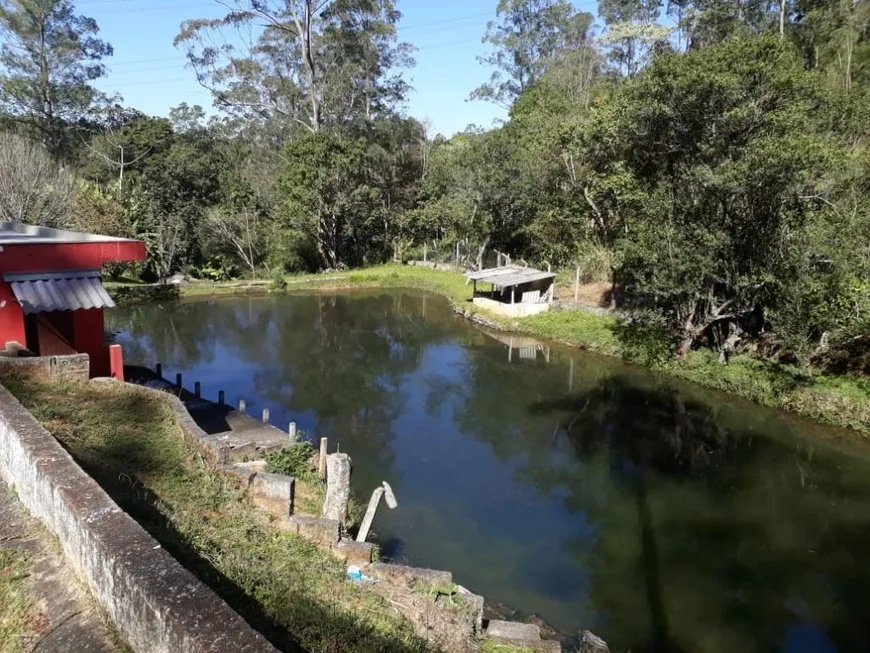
1,377,434,653
480,641,537,653
0,550,35,653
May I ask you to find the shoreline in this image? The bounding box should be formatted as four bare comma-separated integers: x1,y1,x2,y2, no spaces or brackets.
109,264,870,439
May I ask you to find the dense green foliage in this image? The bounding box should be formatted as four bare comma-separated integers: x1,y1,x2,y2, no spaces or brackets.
1,0,869,368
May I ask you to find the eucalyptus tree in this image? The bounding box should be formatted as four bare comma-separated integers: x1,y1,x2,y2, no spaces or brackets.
175,0,414,134
0,0,113,158
472,0,595,108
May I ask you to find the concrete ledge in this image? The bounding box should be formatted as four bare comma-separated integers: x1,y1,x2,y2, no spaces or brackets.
485,620,561,652
369,562,452,588
286,515,340,546
335,539,373,565
0,354,90,383
249,472,294,518
0,383,276,653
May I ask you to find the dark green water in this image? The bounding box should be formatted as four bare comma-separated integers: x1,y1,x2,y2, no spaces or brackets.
108,291,870,653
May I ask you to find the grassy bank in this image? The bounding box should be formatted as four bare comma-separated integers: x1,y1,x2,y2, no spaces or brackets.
170,264,870,437
1,377,433,653
0,550,35,652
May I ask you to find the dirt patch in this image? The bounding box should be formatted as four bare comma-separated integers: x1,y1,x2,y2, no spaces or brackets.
369,577,479,653
554,281,613,307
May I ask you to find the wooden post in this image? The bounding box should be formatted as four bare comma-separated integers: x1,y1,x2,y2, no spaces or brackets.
175,373,182,387
109,344,124,382
155,362,162,378
574,265,580,303
262,408,270,424
218,390,225,406
194,381,201,398
318,437,328,479
288,422,297,444
239,399,246,413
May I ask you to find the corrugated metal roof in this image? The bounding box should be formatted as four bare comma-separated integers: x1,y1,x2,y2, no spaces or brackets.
466,265,557,288
5,273,115,314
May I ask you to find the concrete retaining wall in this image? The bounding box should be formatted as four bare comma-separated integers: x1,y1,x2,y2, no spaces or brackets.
0,383,276,653
0,353,90,382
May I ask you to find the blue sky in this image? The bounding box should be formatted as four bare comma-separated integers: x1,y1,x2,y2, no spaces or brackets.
78,0,534,137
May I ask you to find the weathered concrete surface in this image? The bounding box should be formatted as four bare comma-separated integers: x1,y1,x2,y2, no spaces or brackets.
335,539,373,565
485,620,562,652
287,515,340,546
0,477,117,652
322,453,352,525
369,562,452,588
0,354,90,383
0,383,276,653
249,472,295,518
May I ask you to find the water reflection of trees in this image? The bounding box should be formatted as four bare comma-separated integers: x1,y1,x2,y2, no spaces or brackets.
431,344,870,653
114,292,471,483
109,301,221,369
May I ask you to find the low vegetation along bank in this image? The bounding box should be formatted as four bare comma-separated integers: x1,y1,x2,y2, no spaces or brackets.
166,264,870,438
1,376,434,653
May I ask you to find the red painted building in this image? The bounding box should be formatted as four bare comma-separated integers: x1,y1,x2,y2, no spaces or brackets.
0,223,146,377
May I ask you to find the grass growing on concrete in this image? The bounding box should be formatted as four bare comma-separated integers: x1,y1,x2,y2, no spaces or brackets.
0,550,35,653
480,642,537,653
2,377,434,653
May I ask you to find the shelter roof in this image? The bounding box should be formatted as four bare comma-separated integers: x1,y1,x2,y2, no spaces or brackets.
4,270,115,314
0,222,138,245
466,265,557,288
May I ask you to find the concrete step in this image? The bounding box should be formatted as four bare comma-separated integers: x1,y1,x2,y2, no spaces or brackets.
485,620,562,652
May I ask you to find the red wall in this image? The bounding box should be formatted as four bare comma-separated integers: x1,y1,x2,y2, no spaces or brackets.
72,310,108,377
32,313,77,357
0,241,145,274
0,281,25,349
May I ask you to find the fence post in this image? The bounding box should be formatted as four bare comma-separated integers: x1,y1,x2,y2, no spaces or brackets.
175,373,182,388
288,422,297,444
239,399,246,413
218,390,225,406
155,362,162,378
423,242,427,262
109,345,124,382
318,438,329,479
262,408,270,424
194,381,201,398
574,265,580,303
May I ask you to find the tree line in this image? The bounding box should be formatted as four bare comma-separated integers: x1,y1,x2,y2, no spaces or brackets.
1,0,869,363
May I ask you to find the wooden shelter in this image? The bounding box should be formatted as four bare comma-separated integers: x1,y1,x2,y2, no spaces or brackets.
466,265,556,317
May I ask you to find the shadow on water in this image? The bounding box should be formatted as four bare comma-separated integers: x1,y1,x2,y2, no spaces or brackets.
108,292,870,653
530,378,870,653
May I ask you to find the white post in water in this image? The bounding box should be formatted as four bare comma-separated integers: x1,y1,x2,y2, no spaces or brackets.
239,399,246,414
356,482,398,543
262,408,270,424
318,437,328,479
288,422,297,444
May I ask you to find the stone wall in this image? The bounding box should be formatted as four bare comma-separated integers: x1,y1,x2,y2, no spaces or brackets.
0,354,90,382
0,383,276,653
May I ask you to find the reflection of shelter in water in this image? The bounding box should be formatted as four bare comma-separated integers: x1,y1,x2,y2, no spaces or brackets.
466,265,556,317
483,329,552,363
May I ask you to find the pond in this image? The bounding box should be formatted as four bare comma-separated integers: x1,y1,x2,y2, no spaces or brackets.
107,291,870,653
